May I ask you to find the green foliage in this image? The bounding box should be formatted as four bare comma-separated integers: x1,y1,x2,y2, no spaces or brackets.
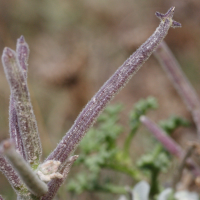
124,97,158,155
137,145,171,197
66,97,190,199
137,115,189,197
159,116,189,134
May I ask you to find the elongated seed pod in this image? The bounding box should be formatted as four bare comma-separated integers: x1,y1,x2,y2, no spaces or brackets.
16,35,29,79
46,7,181,165
9,36,30,160
140,115,200,176
2,48,42,168
154,41,200,137
140,116,183,157
9,96,26,159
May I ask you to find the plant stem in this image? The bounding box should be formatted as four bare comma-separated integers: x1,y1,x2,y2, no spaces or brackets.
96,183,127,194
172,144,196,190
104,163,140,180
150,168,160,197
124,127,138,156
0,155,25,194
0,139,48,197
154,41,200,137
41,155,78,200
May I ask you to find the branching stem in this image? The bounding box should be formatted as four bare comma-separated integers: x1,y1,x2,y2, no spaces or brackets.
0,140,48,197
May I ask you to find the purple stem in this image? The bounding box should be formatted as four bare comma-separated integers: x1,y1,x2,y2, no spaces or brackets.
46,7,181,165
140,115,200,176
41,155,78,200
154,41,200,137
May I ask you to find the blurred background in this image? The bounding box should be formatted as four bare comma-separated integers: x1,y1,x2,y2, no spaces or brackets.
0,0,200,199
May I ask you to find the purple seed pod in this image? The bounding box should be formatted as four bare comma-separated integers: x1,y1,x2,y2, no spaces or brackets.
140,115,200,176
1,48,42,168
46,7,181,165
0,155,25,194
140,116,183,158
154,41,200,137
16,35,29,78
9,36,30,160
9,95,26,160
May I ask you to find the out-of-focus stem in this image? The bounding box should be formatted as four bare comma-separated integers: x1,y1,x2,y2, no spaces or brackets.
124,127,138,156
140,116,182,157
140,116,200,176
154,41,200,137
95,184,127,194
2,47,41,168
41,155,78,200
104,163,140,180
0,195,4,200
172,144,196,190
46,7,181,166
0,140,48,197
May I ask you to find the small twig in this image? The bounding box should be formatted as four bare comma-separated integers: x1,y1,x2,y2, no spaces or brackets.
0,139,48,197
46,7,181,169
172,143,196,190
154,41,200,137
140,116,200,176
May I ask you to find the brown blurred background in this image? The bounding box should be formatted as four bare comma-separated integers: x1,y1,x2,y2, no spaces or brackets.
0,0,200,199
